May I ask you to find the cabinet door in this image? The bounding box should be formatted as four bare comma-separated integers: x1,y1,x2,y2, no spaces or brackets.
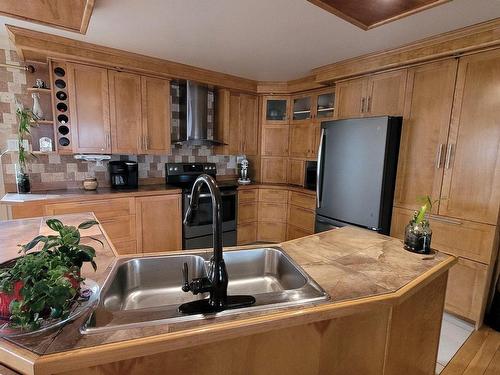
439,50,500,224
136,195,182,253
287,159,305,186
68,64,111,153
366,70,407,116
261,157,287,183
289,124,316,158
240,94,259,156
238,222,257,245
394,60,458,212
109,71,142,154
315,89,336,121
335,77,367,119
141,77,171,154
445,257,489,323
261,126,289,156
262,96,290,125
291,94,313,124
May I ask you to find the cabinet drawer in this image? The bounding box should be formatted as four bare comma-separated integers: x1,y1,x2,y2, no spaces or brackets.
44,198,135,220
258,189,288,203
113,240,138,255
445,257,489,323
238,202,257,224
391,207,497,264
258,202,287,222
100,215,136,244
287,224,313,241
289,191,315,210
238,189,258,203
238,222,257,245
258,222,286,243
288,205,315,232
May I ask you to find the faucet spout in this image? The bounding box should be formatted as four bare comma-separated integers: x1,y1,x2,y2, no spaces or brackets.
179,174,255,314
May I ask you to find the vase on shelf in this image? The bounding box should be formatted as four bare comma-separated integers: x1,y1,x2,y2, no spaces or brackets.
15,164,31,194
31,92,44,120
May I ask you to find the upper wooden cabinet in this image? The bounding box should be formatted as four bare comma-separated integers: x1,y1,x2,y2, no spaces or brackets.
108,71,142,154
291,93,313,124
261,126,289,156
141,76,171,155
215,89,258,156
288,124,316,159
67,63,171,155
262,96,290,125
438,49,500,225
394,60,458,212
335,69,407,119
67,63,111,153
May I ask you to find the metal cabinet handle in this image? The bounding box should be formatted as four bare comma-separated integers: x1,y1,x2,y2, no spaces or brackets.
428,214,462,225
361,97,366,113
435,144,444,169
144,135,148,150
367,96,372,113
445,144,454,169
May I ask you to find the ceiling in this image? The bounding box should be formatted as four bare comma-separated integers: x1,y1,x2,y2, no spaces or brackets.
0,0,500,81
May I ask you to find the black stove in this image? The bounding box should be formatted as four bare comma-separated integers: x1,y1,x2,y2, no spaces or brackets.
165,163,237,250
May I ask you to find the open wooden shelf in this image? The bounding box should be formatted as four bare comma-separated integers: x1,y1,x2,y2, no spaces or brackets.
31,120,54,125
27,87,52,94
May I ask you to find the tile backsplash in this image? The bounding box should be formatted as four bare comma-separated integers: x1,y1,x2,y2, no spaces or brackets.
0,45,238,192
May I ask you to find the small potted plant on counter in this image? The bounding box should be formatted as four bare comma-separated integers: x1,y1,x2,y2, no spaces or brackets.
404,196,437,254
0,219,101,333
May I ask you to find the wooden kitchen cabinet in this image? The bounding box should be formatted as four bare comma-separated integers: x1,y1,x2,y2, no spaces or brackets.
394,59,458,212
141,76,171,154
261,95,290,125
287,159,305,186
335,70,407,119
261,125,289,156
216,90,258,156
67,63,111,153
438,49,500,225
136,195,182,253
238,201,258,224
258,222,287,242
260,157,287,183
445,257,489,323
108,70,142,154
238,222,257,245
291,93,313,124
288,124,316,158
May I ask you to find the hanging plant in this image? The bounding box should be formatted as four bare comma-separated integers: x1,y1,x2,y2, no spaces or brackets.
15,106,38,193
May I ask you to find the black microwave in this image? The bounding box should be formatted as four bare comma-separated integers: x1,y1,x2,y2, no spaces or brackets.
304,161,317,191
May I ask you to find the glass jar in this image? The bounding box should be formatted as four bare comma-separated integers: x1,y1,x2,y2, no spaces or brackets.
404,219,432,254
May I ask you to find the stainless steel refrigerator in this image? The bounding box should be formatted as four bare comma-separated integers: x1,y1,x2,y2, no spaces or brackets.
315,116,402,235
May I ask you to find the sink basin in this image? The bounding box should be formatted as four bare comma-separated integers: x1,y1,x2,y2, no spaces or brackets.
82,247,328,334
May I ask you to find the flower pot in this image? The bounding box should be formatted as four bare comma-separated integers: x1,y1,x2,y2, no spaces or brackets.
15,164,31,194
404,220,432,254
0,280,24,319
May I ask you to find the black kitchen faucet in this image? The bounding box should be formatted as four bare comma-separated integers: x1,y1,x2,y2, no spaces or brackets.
179,174,255,314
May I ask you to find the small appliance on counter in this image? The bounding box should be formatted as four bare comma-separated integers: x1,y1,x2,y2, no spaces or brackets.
304,161,317,191
238,158,251,185
109,161,138,189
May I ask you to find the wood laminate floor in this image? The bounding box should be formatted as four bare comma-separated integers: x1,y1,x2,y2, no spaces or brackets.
441,326,500,374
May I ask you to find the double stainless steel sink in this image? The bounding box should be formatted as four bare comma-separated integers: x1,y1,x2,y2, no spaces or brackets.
82,247,329,334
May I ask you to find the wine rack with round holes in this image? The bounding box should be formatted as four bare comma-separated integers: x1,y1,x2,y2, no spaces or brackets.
50,61,72,153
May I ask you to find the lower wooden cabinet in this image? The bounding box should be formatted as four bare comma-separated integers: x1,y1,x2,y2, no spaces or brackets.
258,222,287,243
288,205,315,231
287,224,312,241
390,206,498,324
237,222,257,245
238,202,258,224
445,257,489,323
136,195,182,253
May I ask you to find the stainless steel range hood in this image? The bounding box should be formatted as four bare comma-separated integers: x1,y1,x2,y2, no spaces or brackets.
172,81,224,146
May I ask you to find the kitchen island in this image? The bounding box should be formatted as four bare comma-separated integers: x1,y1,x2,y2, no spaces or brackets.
0,213,455,375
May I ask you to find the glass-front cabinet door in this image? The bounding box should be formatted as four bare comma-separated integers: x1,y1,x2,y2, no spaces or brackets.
262,96,290,125
316,90,336,120
291,94,313,124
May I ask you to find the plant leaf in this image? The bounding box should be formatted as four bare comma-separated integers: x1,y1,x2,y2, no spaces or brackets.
46,219,64,232
78,220,99,230
19,235,48,253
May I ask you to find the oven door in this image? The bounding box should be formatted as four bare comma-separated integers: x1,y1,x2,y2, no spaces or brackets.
183,189,237,240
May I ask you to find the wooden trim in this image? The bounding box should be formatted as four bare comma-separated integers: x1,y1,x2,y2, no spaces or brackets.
307,0,452,30
0,0,95,35
0,338,38,375
312,18,500,83
6,25,257,93
257,75,325,94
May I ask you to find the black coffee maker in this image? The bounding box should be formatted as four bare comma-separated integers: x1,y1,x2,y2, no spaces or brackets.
109,161,138,189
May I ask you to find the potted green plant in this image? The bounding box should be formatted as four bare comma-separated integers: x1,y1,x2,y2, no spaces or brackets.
0,219,100,331
15,106,38,194
404,196,436,254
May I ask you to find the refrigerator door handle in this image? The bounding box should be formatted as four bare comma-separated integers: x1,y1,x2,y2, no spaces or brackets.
316,128,326,208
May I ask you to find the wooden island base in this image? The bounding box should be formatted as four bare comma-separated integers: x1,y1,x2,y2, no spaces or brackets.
53,272,447,375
